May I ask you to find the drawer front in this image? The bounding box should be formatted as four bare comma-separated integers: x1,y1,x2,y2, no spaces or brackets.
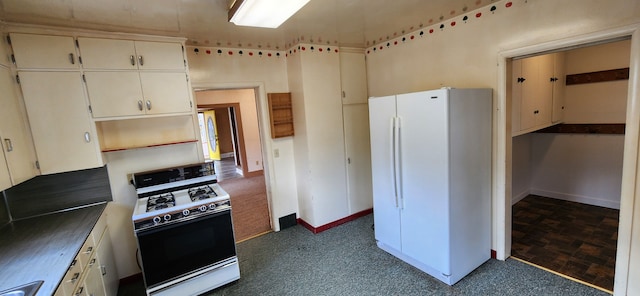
60,257,83,296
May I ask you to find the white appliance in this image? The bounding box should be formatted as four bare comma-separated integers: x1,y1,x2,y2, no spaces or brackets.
131,163,240,296
369,88,492,285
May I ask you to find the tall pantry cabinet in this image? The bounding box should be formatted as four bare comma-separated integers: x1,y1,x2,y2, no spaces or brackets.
287,46,372,228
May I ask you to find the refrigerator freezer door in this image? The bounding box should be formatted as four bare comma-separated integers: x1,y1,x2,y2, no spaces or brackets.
396,89,451,275
369,95,402,252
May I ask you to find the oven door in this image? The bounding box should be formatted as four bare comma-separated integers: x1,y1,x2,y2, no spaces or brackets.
136,209,236,288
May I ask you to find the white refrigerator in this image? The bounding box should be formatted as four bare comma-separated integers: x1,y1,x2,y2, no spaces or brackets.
369,88,492,285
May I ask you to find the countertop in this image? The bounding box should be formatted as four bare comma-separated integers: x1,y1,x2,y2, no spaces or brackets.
0,203,107,296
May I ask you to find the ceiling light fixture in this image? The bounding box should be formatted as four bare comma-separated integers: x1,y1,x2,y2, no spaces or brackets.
228,0,311,29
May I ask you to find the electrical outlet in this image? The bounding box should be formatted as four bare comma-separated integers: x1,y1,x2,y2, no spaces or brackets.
274,149,280,158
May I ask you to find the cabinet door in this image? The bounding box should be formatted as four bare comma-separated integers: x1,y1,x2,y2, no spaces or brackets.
134,41,185,70
343,103,372,214
10,33,79,69
97,228,118,296
0,67,38,185
84,254,106,296
77,38,137,70
84,72,145,118
19,71,102,174
551,52,566,123
339,51,368,104
519,55,553,130
139,72,191,115
0,146,10,191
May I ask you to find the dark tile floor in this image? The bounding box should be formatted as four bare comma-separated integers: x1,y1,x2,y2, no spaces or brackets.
512,195,619,292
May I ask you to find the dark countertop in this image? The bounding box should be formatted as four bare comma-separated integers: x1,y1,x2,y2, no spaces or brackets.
0,203,107,296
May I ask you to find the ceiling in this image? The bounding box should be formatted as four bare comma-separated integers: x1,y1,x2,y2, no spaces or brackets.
0,0,495,49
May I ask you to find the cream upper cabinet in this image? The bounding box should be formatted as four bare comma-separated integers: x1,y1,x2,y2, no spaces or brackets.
511,53,564,136
340,51,368,105
77,37,185,70
133,41,185,70
9,33,80,69
139,72,191,115
0,66,38,187
18,71,103,174
84,72,145,117
85,72,191,118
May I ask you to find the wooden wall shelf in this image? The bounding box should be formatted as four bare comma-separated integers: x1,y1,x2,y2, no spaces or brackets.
566,68,629,85
534,123,625,134
268,93,294,138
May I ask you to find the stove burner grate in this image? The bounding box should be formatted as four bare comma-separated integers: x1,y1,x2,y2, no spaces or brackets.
147,192,176,212
188,185,218,201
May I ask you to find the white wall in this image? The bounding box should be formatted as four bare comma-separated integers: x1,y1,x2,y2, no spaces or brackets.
511,134,531,204
186,46,300,231
564,39,631,123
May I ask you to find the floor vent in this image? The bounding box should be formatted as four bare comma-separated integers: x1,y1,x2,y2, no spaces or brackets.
279,213,297,230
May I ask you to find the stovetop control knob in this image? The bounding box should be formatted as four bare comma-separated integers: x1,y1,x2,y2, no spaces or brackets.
209,203,216,210
182,209,190,216
152,216,161,224
163,214,171,221
199,205,207,212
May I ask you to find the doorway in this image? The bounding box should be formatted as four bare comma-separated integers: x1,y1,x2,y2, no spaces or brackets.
195,88,272,242
507,38,630,292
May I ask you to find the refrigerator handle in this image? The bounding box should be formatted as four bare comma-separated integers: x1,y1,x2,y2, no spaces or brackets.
395,117,403,209
392,116,401,209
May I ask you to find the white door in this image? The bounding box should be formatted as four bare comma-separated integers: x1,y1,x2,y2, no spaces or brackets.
369,95,401,251
343,103,373,214
396,90,451,275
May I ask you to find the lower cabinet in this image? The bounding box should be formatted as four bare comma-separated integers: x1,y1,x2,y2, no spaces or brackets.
54,211,116,296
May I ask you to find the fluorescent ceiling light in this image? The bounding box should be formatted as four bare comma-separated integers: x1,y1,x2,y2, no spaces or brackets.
228,0,311,28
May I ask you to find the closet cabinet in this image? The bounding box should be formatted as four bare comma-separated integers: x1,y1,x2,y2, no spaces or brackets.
9,33,80,69
18,71,103,175
77,38,185,70
340,49,372,214
512,52,565,136
0,66,38,189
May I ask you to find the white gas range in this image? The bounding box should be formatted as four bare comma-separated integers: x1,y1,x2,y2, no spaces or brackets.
131,163,240,296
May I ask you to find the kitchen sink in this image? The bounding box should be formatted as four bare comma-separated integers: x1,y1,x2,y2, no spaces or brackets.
0,281,43,296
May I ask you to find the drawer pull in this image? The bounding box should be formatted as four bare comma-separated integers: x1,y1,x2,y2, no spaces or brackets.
68,272,80,283
83,246,93,254
89,258,96,267
75,286,84,296
69,259,77,268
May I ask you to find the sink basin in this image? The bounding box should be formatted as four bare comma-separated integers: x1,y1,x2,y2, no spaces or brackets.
0,281,43,296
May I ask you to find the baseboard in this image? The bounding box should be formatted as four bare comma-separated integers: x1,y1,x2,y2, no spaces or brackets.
243,170,264,178
530,189,620,210
511,189,530,205
119,272,143,285
297,208,373,234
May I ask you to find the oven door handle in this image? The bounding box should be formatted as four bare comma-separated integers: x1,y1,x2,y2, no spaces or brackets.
136,208,231,236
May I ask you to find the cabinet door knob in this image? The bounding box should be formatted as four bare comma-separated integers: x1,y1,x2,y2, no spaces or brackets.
146,100,152,110
69,53,75,65
4,138,13,152
130,55,136,66
138,55,144,66
138,100,144,111
84,132,91,143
